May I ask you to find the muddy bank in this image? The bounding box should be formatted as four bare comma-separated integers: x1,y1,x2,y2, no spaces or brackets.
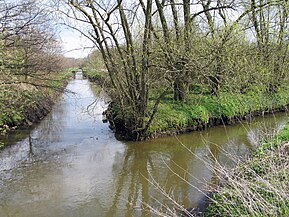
20,97,54,126
147,107,288,140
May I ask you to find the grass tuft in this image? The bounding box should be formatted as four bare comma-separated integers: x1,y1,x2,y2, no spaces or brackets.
206,123,289,217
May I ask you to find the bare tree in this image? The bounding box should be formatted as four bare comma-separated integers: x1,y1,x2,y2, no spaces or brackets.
62,0,166,140
0,0,64,86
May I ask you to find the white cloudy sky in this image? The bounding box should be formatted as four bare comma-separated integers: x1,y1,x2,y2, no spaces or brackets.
59,28,95,59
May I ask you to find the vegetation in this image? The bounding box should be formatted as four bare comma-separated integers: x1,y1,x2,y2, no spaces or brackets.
148,87,289,136
82,68,107,85
0,71,71,136
81,50,108,84
0,0,288,215
206,122,289,216
0,1,75,136
61,0,289,140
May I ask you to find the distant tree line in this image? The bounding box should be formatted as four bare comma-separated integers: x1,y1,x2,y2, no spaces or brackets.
0,0,79,87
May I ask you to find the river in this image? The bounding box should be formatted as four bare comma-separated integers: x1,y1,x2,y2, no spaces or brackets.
0,71,288,217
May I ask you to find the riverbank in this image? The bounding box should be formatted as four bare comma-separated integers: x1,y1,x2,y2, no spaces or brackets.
106,86,289,140
205,122,289,216
82,68,107,85
0,71,72,141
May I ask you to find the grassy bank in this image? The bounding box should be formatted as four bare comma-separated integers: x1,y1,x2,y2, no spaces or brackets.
0,71,72,137
82,68,107,84
147,87,289,138
205,123,289,216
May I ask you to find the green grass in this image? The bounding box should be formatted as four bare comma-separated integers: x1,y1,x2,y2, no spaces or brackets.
48,70,72,89
0,71,71,135
148,87,289,135
205,122,289,217
82,68,107,84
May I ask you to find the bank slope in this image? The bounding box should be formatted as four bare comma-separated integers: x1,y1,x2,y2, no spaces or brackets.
0,71,71,138
147,88,289,139
205,123,289,216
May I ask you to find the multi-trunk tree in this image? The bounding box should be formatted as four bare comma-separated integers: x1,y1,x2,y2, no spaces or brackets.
62,0,289,140
64,0,156,140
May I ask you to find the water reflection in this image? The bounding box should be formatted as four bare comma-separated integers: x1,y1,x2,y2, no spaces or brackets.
0,72,288,217
105,113,287,216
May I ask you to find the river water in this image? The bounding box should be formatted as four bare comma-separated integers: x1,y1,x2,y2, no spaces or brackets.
0,72,288,217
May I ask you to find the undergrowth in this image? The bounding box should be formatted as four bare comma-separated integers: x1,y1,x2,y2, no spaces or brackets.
0,71,71,136
82,68,107,84
206,123,289,217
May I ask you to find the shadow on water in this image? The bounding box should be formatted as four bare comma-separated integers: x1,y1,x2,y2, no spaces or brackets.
0,71,288,217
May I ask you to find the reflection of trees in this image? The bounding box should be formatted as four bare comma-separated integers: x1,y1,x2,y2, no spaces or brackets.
107,113,288,215
207,142,221,192
0,101,66,162
26,99,66,159
33,103,65,143
107,133,233,216
107,139,204,216
163,149,192,208
106,117,287,216
107,146,152,217
28,77,105,157
28,135,33,157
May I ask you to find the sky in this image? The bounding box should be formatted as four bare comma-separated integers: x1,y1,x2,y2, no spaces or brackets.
59,27,94,59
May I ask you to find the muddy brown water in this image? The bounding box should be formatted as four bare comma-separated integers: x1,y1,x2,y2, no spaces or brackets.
0,71,288,217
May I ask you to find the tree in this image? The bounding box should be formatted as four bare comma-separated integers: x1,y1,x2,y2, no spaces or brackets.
62,0,163,140
60,0,289,140
245,0,289,92
0,0,64,86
